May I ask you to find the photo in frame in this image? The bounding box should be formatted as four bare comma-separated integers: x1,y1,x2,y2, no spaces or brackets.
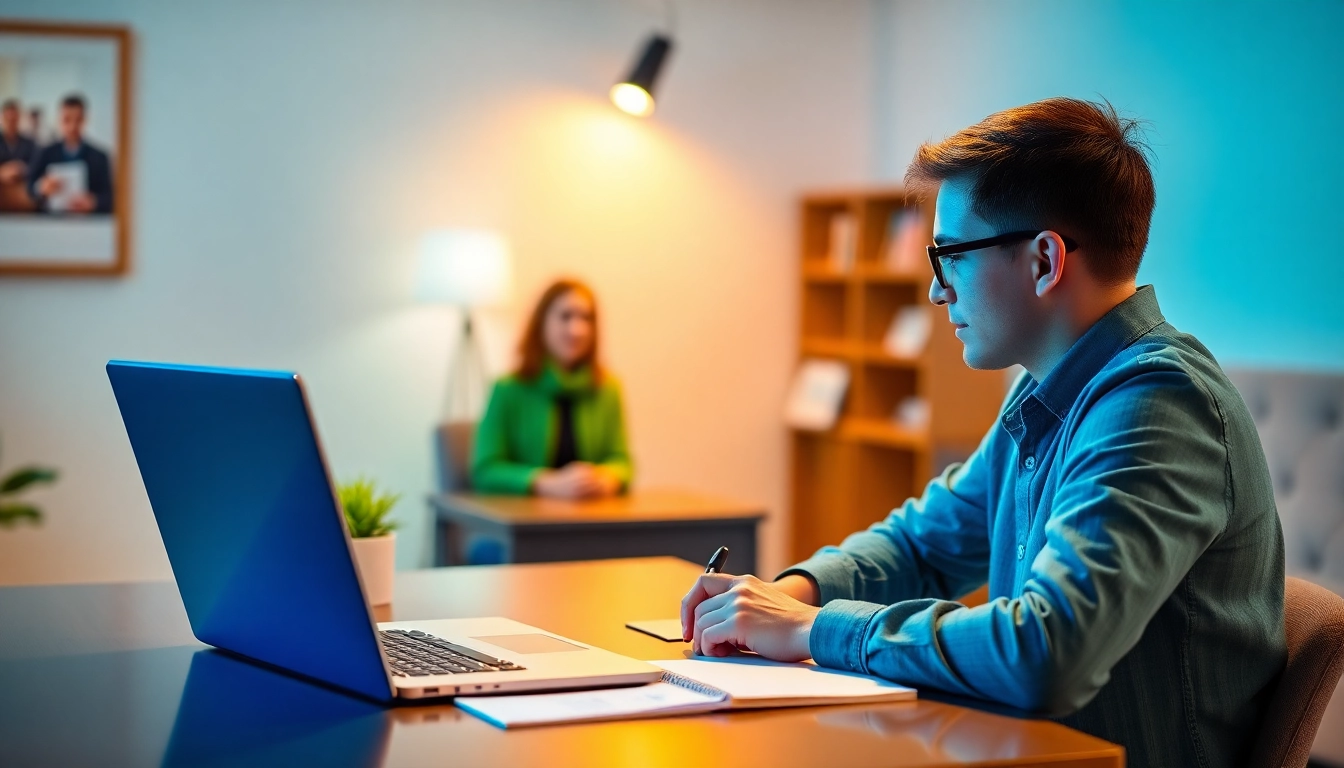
0,20,131,276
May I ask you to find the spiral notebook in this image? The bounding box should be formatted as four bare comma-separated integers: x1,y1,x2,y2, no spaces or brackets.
455,656,915,728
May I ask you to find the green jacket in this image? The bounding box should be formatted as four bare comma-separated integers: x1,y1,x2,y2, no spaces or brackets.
470,362,634,494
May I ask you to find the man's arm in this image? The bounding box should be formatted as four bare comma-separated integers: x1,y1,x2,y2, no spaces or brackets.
27,148,51,210
813,366,1229,715
90,149,113,213
682,409,999,648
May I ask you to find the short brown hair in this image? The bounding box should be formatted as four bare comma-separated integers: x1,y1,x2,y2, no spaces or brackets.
515,278,603,383
906,97,1155,284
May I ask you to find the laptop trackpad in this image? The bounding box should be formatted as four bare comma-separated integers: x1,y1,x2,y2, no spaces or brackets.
472,634,585,654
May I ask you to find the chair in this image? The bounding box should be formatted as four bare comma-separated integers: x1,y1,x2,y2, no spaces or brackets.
1248,577,1344,768
433,422,505,565
1229,369,1344,764
434,421,475,493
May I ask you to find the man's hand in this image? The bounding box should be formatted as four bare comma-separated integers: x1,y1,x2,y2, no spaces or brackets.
66,192,95,213
679,573,821,661
0,160,23,185
37,174,63,196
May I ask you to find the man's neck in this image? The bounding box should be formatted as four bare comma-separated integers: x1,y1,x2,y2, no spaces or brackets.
63,138,81,153
1023,281,1137,382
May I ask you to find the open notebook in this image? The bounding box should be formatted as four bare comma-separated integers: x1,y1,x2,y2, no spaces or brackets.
455,655,915,728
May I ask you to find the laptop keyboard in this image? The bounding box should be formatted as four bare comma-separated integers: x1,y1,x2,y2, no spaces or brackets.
379,629,526,677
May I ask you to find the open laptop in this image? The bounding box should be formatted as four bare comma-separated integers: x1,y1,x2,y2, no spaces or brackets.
106,360,662,702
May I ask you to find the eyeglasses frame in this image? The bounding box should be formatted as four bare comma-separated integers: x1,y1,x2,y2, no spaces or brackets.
926,230,1079,290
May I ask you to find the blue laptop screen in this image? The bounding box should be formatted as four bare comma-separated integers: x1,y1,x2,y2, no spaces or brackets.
106,360,392,701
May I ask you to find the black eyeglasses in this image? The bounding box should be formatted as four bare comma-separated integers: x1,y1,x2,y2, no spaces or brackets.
926,230,1079,290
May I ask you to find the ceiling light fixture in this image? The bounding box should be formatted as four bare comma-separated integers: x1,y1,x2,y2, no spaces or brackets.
611,32,674,117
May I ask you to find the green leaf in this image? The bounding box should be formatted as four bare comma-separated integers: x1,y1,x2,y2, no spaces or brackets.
1,467,58,494
338,477,400,538
0,504,42,527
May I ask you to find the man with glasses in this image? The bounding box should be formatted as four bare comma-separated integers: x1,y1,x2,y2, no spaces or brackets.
681,98,1283,767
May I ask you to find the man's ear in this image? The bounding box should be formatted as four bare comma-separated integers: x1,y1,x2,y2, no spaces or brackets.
1031,232,1067,297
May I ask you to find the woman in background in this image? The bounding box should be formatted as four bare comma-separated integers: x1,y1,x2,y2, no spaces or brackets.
471,279,633,498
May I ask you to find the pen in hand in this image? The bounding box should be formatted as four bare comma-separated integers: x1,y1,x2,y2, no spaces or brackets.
704,546,730,574
684,546,731,647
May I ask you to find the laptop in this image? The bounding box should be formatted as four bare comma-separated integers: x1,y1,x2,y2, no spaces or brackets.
106,360,663,702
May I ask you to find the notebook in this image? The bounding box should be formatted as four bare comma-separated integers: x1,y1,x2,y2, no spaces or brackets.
455,655,916,728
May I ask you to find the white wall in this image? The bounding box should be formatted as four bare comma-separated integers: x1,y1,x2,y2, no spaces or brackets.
873,0,1344,370
0,0,873,584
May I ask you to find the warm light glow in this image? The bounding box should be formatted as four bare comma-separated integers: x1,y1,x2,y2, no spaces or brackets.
610,83,654,117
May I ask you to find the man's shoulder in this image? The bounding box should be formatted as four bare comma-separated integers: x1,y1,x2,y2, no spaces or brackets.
80,142,111,165
1071,323,1236,433
32,142,61,162
1093,322,1228,396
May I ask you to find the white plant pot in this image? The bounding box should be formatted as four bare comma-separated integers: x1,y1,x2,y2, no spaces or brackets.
351,533,396,606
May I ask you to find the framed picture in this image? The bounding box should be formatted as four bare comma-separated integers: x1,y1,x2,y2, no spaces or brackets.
0,20,131,276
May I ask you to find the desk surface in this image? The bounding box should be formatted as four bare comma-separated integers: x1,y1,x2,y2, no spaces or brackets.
433,489,767,526
0,558,1122,768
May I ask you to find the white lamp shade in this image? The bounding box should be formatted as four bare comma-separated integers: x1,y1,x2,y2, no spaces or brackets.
415,229,513,307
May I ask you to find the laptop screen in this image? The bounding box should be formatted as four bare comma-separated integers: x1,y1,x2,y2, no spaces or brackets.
107,360,393,701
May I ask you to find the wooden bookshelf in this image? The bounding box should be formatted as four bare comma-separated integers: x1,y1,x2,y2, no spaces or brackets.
789,189,1006,562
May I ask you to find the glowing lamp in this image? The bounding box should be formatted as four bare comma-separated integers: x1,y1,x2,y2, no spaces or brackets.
611,34,673,117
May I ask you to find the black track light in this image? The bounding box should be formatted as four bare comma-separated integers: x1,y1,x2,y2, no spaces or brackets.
611,34,673,117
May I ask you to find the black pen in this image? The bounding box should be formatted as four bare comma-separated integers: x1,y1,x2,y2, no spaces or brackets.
704,546,730,574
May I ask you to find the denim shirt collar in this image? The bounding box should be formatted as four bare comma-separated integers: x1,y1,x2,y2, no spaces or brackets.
1030,284,1166,421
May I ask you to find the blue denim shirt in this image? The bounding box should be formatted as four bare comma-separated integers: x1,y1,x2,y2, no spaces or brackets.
783,286,1285,768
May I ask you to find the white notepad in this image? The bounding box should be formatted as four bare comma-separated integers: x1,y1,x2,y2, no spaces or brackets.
455,655,916,728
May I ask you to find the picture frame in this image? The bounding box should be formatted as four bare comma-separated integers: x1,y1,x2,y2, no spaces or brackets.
0,20,132,277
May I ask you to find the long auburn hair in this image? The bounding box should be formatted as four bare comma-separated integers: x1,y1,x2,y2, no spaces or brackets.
515,278,603,384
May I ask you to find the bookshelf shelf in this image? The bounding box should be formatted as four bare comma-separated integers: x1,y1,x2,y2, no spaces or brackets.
801,263,851,283
801,337,856,359
859,344,922,368
838,418,928,449
854,263,926,285
789,188,1007,562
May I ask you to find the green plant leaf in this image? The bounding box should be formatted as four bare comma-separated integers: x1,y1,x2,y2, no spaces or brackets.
338,477,400,538
1,467,58,494
0,504,42,527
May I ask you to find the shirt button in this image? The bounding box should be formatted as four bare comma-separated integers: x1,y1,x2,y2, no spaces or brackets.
1023,456,1036,469
1017,544,1026,560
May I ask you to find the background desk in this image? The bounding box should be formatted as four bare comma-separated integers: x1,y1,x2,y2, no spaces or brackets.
0,557,1122,767
432,489,765,571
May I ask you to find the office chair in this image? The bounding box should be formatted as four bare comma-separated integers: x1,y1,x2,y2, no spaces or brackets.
1248,577,1344,768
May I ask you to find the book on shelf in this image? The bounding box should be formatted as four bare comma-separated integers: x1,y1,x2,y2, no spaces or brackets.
882,305,932,358
894,396,930,431
827,212,856,273
455,655,916,729
883,207,926,274
784,358,850,431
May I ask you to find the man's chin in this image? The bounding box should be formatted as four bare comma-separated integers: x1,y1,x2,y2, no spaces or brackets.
961,346,1010,371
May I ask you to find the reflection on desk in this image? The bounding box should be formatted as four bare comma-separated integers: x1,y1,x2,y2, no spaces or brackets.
163,650,391,768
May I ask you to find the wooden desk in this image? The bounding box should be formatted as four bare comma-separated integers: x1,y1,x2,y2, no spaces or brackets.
0,558,1122,767
432,489,765,571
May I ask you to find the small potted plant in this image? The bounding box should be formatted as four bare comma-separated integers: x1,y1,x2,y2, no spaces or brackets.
339,477,400,606
1,435,58,529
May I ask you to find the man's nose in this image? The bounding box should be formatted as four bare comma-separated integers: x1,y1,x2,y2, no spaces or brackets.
928,276,950,306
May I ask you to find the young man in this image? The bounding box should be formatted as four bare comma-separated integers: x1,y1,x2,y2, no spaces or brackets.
682,98,1284,767
28,94,114,214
